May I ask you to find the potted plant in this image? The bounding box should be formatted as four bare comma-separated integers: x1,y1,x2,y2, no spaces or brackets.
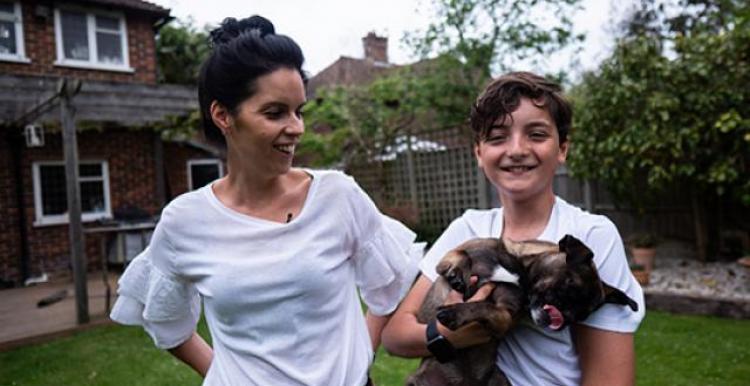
628,233,659,273
629,262,649,286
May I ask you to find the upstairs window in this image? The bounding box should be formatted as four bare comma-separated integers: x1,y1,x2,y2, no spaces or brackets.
0,1,27,62
54,7,131,71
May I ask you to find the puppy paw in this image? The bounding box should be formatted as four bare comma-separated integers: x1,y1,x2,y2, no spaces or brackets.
436,305,463,330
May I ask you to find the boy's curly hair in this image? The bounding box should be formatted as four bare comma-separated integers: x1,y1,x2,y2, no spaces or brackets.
470,72,571,144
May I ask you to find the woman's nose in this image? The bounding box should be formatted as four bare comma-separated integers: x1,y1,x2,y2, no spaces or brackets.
285,115,304,135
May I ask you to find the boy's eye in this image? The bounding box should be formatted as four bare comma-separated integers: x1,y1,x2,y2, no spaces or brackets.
530,131,550,140
485,130,508,142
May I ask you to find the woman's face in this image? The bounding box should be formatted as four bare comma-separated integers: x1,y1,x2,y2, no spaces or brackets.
474,97,568,203
225,67,306,176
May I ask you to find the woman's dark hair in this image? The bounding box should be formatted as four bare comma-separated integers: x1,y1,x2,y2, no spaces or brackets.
470,71,571,145
198,15,307,146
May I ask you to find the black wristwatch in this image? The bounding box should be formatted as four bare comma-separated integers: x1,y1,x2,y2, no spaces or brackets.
426,319,456,363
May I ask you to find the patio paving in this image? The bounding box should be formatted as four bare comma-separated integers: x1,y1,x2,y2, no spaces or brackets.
0,273,119,352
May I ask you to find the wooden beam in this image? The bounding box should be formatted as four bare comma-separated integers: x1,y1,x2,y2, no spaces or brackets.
60,79,89,324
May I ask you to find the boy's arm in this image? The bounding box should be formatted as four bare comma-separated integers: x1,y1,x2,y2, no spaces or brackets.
574,324,635,386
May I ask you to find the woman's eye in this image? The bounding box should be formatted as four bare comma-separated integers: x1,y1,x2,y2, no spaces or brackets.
264,110,284,119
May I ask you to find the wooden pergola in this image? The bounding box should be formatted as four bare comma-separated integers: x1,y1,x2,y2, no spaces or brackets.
2,74,197,324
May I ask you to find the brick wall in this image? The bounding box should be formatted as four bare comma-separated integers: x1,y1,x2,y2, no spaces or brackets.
0,2,160,84
0,127,216,284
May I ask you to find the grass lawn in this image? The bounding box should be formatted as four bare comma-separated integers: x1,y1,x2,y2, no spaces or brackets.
1,311,748,385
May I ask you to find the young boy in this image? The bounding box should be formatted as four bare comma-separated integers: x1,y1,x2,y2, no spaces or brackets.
382,72,645,385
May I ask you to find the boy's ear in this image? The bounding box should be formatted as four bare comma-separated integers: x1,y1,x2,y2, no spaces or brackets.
602,282,639,312
210,101,233,136
474,143,484,168
558,139,569,163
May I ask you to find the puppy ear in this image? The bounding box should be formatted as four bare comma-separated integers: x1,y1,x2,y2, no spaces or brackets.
559,235,594,266
602,282,639,311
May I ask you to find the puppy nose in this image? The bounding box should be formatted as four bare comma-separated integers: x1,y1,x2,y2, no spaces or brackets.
531,307,550,327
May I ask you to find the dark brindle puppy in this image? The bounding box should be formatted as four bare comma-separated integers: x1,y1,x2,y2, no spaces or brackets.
406,235,638,386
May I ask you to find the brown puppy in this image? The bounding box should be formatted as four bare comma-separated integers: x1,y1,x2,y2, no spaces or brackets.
406,235,638,386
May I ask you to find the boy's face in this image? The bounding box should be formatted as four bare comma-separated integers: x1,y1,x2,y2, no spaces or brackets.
474,97,568,203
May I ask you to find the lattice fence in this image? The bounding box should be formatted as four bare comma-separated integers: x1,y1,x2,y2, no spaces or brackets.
348,127,490,235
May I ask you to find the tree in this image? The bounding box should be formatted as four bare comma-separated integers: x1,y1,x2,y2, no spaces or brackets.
302,0,584,166
156,19,210,85
568,0,750,259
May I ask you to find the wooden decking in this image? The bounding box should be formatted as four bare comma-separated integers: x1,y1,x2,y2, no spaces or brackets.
0,273,119,352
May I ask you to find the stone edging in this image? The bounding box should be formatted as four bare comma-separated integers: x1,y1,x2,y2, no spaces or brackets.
644,291,750,320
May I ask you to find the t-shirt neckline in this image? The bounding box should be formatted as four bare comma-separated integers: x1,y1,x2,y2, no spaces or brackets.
203,168,319,226
495,197,560,242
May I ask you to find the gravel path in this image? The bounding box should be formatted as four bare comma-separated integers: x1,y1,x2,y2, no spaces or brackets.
638,240,750,302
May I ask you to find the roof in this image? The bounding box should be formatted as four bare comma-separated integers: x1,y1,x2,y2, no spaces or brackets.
307,56,396,97
0,75,197,128
76,0,170,18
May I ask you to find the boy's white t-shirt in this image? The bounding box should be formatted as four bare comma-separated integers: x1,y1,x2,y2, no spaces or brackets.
111,169,420,386
419,196,645,386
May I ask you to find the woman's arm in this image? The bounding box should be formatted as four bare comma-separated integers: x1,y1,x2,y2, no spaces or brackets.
168,332,214,377
574,324,635,386
366,311,390,351
381,275,495,357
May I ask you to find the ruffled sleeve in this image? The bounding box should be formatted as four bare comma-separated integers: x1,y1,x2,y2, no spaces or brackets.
350,210,422,315
110,219,201,349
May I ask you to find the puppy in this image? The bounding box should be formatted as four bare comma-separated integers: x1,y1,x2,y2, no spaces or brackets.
406,235,638,386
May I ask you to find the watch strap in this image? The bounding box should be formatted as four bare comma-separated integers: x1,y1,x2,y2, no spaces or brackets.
425,319,456,363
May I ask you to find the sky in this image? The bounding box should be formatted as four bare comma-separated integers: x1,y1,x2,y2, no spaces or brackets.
150,0,624,77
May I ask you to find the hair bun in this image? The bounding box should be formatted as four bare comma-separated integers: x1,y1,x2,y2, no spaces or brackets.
209,15,275,46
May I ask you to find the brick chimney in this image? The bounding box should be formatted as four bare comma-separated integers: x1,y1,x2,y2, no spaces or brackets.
362,32,388,63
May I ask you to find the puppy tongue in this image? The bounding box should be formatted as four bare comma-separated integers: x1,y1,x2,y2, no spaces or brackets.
543,304,564,330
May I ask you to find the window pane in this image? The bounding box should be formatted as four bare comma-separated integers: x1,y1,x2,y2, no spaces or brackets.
0,20,16,54
190,164,220,189
0,3,14,14
61,10,89,60
81,181,105,213
40,166,67,216
95,15,119,31
96,32,122,64
79,163,102,177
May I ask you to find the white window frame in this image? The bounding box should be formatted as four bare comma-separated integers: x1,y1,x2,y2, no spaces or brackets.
53,6,133,72
0,1,29,63
32,160,113,226
187,159,224,190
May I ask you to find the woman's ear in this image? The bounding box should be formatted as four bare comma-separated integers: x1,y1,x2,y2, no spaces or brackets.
210,101,233,136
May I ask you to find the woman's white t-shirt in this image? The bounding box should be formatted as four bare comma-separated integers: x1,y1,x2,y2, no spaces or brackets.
111,169,420,386
419,196,645,386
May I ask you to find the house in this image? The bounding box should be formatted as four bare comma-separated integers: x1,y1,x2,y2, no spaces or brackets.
0,0,222,287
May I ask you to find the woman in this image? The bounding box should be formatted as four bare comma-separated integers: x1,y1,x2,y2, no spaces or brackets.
110,16,418,386
381,72,645,385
